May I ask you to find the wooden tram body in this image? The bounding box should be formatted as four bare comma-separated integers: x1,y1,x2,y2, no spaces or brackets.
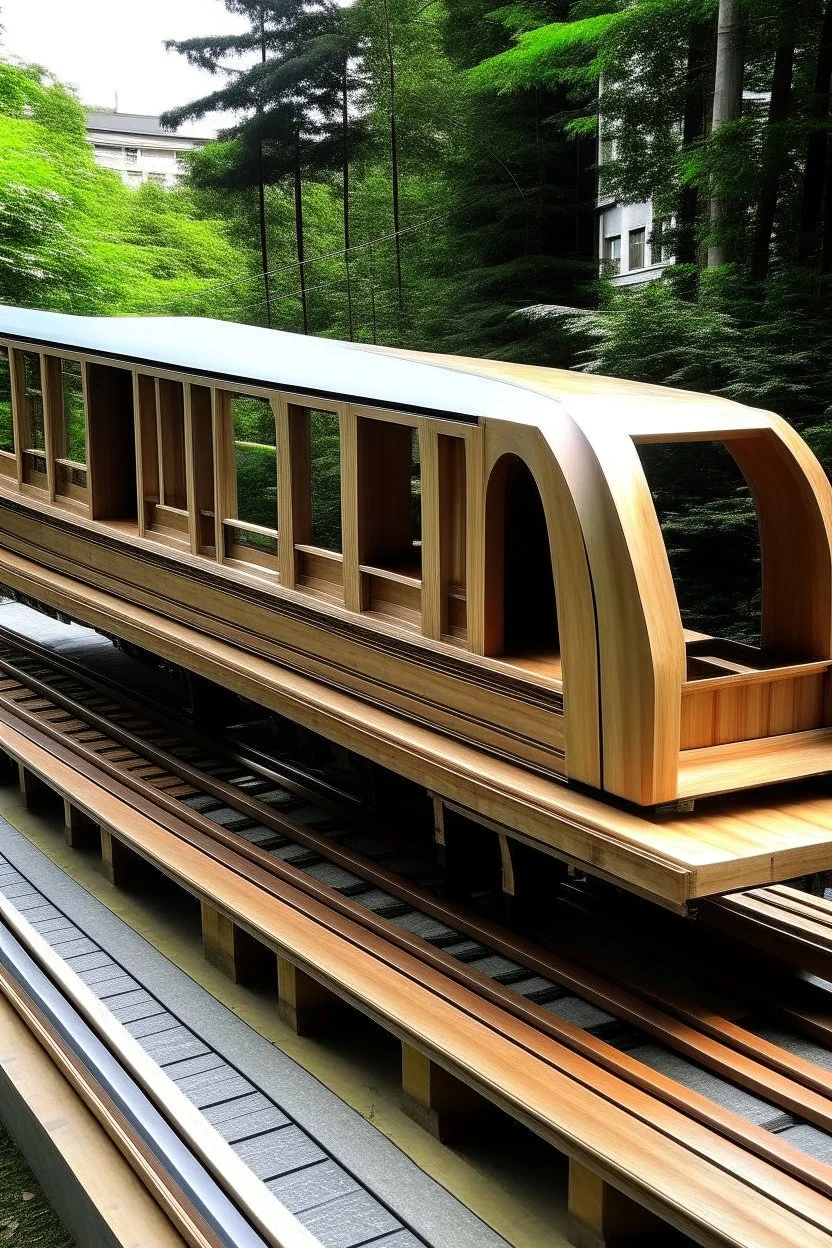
2,306,832,907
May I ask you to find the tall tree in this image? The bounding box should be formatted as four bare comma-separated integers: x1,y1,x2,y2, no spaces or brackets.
749,1,796,281
164,0,361,333
707,0,745,266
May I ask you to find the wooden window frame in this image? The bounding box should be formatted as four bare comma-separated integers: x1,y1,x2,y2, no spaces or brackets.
135,371,189,542
46,355,89,507
14,349,49,493
214,385,280,577
281,396,347,602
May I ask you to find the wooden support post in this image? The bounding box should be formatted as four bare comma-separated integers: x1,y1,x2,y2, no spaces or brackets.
63,799,99,850
200,902,274,988
567,1159,666,1247
430,793,446,867
99,826,133,889
401,1042,487,1144
277,957,336,1036
17,764,52,811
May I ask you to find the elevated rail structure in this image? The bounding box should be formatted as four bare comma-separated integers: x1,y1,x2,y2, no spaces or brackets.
0,621,831,1244
1,309,832,904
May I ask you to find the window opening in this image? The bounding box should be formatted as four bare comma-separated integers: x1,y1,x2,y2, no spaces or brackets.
637,441,761,673
223,393,278,567
86,363,137,521
629,227,646,270
158,379,186,511
0,348,13,456
603,234,621,275
53,358,88,500
358,417,421,577
20,352,46,486
485,455,559,678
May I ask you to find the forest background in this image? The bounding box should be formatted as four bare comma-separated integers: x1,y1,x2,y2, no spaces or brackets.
2,0,832,642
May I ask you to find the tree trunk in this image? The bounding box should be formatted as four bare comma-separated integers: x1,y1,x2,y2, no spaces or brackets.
821,143,832,272
294,125,308,335
676,18,711,273
257,4,271,327
708,0,745,267
798,0,832,262
381,0,404,312
749,10,795,283
342,59,354,341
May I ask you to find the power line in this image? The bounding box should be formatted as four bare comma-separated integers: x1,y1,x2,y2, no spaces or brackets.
163,206,455,312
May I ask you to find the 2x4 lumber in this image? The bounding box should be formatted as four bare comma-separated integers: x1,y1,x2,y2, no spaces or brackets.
567,1159,667,1248
63,797,99,850
200,900,274,988
277,955,336,1036
7,348,25,487
420,425,442,640
401,1041,487,1143
339,407,362,612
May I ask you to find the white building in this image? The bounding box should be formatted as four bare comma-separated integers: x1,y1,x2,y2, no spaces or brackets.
597,140,672,287
86,112,206,189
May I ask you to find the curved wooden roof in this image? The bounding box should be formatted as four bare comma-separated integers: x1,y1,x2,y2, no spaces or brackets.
0,306,770,439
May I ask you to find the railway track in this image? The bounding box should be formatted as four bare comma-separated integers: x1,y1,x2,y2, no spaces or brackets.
0,882,321,1248
4,623,832,1241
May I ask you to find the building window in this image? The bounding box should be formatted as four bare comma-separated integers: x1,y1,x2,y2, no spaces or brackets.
629,228,646,271
127,172,143,186
147,172,166,186
603,235,621,275
125,147,138,166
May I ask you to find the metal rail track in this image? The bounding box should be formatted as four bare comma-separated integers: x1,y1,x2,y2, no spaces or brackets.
0,887,322,1248
2,625,832,1204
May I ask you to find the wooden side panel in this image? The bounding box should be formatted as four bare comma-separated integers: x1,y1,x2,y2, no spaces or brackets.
681,669,829,749
85,364,137,522
567,424,684,803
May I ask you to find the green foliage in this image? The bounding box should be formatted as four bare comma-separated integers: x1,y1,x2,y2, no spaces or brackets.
234,440,278,531
569,268,832,641
309,409,342,550
0,58,259,320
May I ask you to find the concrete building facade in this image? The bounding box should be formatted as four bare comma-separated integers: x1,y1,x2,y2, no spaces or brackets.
596,140,673,287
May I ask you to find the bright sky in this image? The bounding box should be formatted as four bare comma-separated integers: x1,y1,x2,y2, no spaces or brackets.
0,0,250,136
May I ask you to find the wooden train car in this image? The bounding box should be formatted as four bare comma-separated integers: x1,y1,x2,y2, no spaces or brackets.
2,305,832,909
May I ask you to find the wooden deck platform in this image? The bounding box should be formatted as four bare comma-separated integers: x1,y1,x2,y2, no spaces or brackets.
4,544,832,911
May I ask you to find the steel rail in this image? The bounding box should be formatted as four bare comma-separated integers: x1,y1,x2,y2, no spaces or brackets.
0,896,323,1248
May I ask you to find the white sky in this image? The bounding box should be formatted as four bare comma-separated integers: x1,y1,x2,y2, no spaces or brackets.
0,0,250,136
